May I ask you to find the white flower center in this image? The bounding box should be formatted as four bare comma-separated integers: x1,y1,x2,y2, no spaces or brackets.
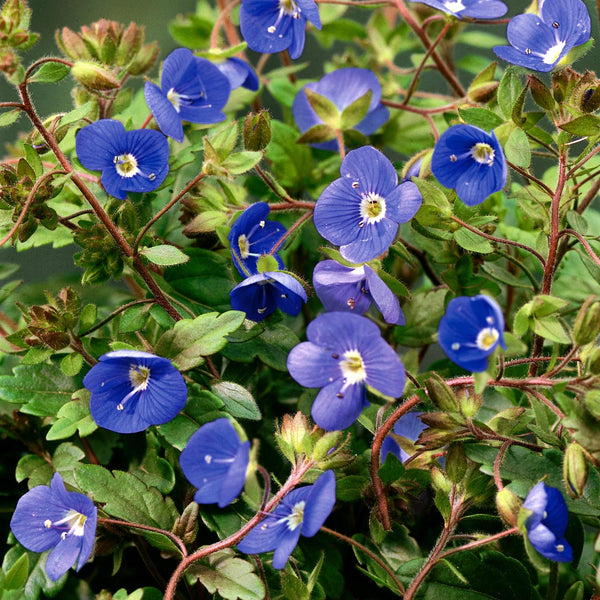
542,41,566,65
444,0,465,12
359,192,386,226
45,509,87,538
339,350,367,385
238,234,251,259
476,327,499,351
285,501,306,531
471,143,495,166
268,0,300,34
114,153,140,178
117,365,151,411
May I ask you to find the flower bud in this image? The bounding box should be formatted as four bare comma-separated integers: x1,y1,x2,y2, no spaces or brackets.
127,41,159,76
457,387,481,418
276,412,311,463
115,22,141,66
468,81,499,104
425,374,460,413
55,27,92,61
564,442,588,498
583,347,600,375
445,442,468,483
71,61,120,91
571,71,600,113
573,296,600,346
172,502,199,547
552,68,579,103
527,74,555,111
496,488,521,527
430,466,452,495
243,111,271,151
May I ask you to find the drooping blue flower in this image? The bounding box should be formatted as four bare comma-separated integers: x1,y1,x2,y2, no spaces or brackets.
83,350,188,434
237,470,335,569
214,57,260,91
144,48,230,142
75,119,169,200
229,202,286,276
408,0,507,19
381,412,426,463
313,259,404,325
494,0,591,73
230,271,307,322
438,294,506,372
180,418,250,508
431,124,507,207
10,473,97,581
287,312,406,431
522,482,573,562
293,68,389,151
239,0,321,60
314,146,422,263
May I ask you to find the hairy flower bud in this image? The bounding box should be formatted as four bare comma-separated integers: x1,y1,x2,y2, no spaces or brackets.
56,26,92,61
573,295,600,346
126,41,158,76
564,442,588,498
425,374,460,413
71,61,120,91
496,488,521,527
527,74,555,111
243,111,271,151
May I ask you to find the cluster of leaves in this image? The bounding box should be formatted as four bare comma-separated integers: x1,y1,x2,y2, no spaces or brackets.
0,0,600,599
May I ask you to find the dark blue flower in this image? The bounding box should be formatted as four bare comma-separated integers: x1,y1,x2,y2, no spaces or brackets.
431,124,507,207
229,202,286,276
438,295,506,372
494,0,591,72
10,473,97,581
83,350,188,434
144,48,230,142
381,412,425,463
313,259,404,325
314,146,422,263
215,57,260,91
239,0,321,60
522,482,573,562
180,418,250,508
409,0,507,19
230,271,307,322
237,470,335,569
287,312,406,431
293,68,389,151
75,119,169,200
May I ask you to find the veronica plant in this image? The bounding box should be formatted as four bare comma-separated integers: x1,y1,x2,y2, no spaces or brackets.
408,0,507,19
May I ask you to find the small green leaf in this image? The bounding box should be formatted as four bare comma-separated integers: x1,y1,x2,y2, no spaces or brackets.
222,150,263,175
3,552,29,590
458,107,504,130
296,123,336,144
504,127,531,168
560,115,600,138
454,227,493,254
211,381,261,420
60,352,83,376
46,395,97,440
59,101,93,127
533,316,570,343
304,88,340,127
140,245,190,266
0,108,21,127
29,60,70,83
498,68,522,119
340,89,372,130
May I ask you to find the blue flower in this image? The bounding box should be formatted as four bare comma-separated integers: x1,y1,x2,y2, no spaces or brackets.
408,0,507,19
494,0,591,73
215,57,260,91
438,295,506,372
144,48,230,142
237,470,335,569
431,124,507,207
10,473,97,581
293,68,389,151
229,202,286,276
75,119,169,200
287,312,406,430
314,146,422,263
230,271,307,322
522,482,573,562
239,0,321,60
381,412,425,463
313,259,404,325
180,418,250,508
83,350,188,433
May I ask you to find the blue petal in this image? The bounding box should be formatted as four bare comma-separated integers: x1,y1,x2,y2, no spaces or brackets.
75,119,125,172
541,485,569,537
220,441,251,507
364,265,404,325
355,103,390,137
216,57,260,91
297,0,321,29
306,311,382,351
394,412,426,441
287,341,341,388
271,527,302,568
160,48,201,97
46,535,82,581
339,217,398,263
311,379,368,430
381,436,408,463
237,515,289,554
144,81,184,142
240,0,296,55
540,0,591,47
360,335,406,398
340,146,398,196
302,470,336,536
384,181,422,224
137,368,188,425
313,261,371,314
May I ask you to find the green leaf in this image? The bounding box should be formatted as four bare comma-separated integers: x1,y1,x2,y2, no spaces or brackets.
222,150,263,175
120,303,152,333
140,245,190,266
0,108,21,127
28,60,70,83
504,127,531,168
533,316,570,343
453,228,493,254
413,177,451,217
304,88,340,128
133,432,176,494
211,381,261,420
188,550,265,600
0,363,77,416
265,120,312,190
296,123,336,144
394,288,447,347
497,68,522,120
59,101,93,127
208,120,239,161
458,107,504,130
340,89,372,130
46,395,97,440
155,311,245,370
60,352,83,376
74,464,179,528
559,115,600,137
3,552,29,590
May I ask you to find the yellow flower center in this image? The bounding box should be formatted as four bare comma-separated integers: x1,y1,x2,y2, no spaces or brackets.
471,143,495,166
476,327,499,351
113,153,140,178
